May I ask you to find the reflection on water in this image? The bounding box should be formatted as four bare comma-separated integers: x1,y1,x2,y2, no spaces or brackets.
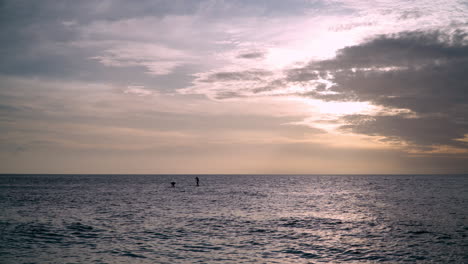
1,174,467,263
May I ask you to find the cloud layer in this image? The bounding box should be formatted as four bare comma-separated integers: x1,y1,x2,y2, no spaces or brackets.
1,0,468,173
294,30,468,149
185,29,468,152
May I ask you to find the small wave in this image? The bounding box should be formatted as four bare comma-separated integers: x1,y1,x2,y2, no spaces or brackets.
67,222,93,232
278,217,346,230
247,240,266,246
409,255,426,260
248,228,274,233
9,222,67,244
436,234,452,240
144,231,170,240
66,222,100,238
121,252,147,258
227,190,268,197
275,232,318,241
398,220,423,227
182,244,223,252
282,248,319,259
407,230,431,235
301,252,319,259
281,219,303,228
282,248,305,254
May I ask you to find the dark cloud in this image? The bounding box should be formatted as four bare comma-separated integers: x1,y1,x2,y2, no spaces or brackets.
0,104,22,113
398,10,423,20
329,61,468,114
340,114,468,147
0,0,333,88
252,80,286,93
237,51,266,59
286,67,319,82
0,1,202,90
291,30,468,74
214,91,247,100
0,0,206,25
301,89,351,101
199,70,273,82
290,30,468,148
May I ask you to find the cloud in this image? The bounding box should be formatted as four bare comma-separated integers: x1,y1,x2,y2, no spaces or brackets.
123,86,155,96
90,42,194,75
318,30,467,70
289,30,468,149
2,0,468,173
0,76,326,165
199,70,273,82
0,2,234,80
183,29,468,151
180,68,284,99
340,114,468,147
237,51,266,59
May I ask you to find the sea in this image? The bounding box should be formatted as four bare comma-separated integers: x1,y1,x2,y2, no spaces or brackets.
0,174,467,263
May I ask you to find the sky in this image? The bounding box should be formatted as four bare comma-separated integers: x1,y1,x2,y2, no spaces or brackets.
1,0,468,174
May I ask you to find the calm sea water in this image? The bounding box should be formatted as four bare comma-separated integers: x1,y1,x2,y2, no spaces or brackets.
0,174,467,263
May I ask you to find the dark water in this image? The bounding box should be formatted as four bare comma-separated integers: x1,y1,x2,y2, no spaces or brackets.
1,174,467,263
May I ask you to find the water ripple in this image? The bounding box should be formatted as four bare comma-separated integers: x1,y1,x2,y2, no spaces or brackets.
1,174,467,263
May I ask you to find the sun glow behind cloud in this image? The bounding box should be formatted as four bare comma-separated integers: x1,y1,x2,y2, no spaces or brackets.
283,96,380,131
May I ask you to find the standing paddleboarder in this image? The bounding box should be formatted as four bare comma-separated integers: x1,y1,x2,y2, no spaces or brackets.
195,177,199,186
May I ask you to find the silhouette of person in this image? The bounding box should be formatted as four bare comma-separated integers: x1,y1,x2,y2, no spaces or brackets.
171,181,176,187
195,177,199,186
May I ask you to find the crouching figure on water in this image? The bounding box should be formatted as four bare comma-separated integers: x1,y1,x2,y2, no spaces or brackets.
171,181,176,187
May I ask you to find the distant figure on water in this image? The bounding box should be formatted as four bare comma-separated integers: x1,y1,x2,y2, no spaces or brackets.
195,177,200,186
171,181,176,187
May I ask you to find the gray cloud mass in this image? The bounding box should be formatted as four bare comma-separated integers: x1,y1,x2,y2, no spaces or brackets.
199,70,273,82
237,51,266,59
291,30,468,148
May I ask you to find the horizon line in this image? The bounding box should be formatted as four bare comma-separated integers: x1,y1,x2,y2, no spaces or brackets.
1,173,467,176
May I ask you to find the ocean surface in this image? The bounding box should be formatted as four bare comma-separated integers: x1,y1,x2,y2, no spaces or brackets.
0,174,467,263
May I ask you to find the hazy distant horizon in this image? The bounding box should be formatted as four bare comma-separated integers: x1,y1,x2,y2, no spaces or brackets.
1,173,467,176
